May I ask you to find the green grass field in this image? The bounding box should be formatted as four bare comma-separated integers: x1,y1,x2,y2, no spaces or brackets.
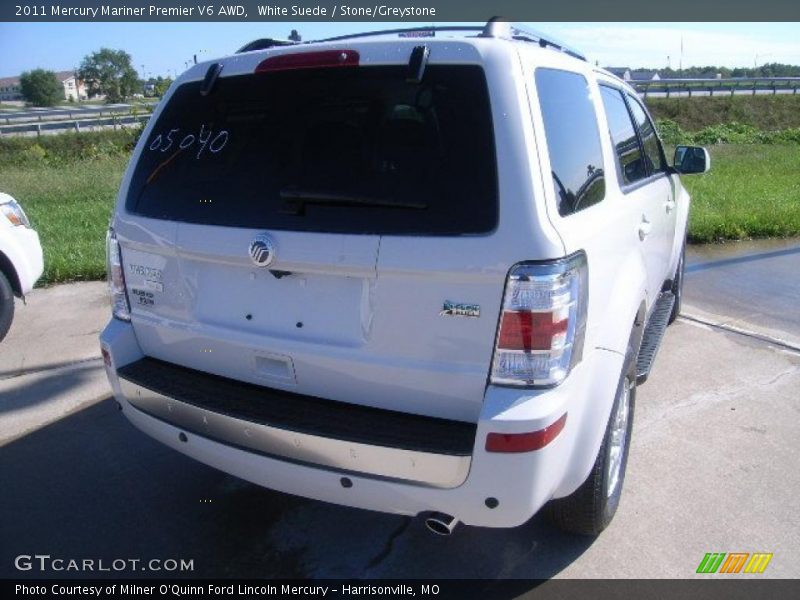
0,145,798,285
647,95,800,131
684,145,800,242
0,157,125,284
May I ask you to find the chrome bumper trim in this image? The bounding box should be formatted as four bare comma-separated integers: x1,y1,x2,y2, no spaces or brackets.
119,377,471,489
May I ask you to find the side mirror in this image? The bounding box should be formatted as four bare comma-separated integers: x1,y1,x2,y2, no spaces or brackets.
673,145,711,174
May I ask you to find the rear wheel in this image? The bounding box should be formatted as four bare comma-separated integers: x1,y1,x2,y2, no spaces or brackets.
0,271,15,342
548,345,636,536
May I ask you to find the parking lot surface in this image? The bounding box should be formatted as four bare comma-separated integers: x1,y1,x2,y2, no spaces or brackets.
1,241,798,580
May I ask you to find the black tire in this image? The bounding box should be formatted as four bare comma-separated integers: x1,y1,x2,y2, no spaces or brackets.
668,240,685,325
0,270,15,343
548,345,636,536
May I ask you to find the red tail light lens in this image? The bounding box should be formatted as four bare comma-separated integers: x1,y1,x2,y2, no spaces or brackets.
497,311,569,351
255,50,359,73
491,252,588,387
485,414,568,452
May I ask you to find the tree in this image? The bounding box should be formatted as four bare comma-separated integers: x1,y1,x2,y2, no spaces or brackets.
153,76,173,97
19,69,62,107
78,48,139,103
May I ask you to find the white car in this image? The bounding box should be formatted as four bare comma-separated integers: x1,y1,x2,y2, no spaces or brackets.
100,20,710,536
0,192,44,341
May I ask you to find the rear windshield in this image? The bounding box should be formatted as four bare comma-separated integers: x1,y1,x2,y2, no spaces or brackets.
126,64,498,235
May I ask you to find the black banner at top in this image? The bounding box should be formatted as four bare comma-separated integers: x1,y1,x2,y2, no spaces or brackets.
2,0,800,22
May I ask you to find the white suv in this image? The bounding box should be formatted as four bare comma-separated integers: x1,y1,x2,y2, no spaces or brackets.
0,192,44,342
100,21,709,536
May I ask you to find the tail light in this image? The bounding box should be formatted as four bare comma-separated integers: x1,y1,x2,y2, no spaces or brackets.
106,228,130,322
490,252,588,387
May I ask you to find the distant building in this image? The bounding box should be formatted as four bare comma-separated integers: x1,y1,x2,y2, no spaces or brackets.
0,76,23,101
0,70,87,103
55,71,87,101
604,67,662,82
606,67,631,80
628,70,661,81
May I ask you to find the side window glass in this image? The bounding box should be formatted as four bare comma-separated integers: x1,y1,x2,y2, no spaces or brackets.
535,68,605,217
627,95,666,174
599,86,646,186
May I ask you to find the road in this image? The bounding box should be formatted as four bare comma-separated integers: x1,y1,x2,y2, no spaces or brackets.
1,240,799,582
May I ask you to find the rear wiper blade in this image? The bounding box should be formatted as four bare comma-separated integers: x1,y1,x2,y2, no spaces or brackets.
280,187,427,215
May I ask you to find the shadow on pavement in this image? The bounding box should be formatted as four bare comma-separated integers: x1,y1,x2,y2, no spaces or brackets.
1,398,593,586
0,362,103,417
0,357,101,381
686,245,800,273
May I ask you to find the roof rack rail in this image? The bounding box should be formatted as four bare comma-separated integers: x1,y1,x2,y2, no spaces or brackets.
480,18,587,62
237,38,299,53
311,25,484,44
236,18,586,62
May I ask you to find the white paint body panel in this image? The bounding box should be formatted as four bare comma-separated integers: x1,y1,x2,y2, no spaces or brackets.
0,192,44,295
102,37,692,528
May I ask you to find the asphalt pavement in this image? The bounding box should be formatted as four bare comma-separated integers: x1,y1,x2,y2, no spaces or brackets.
1,240,798,581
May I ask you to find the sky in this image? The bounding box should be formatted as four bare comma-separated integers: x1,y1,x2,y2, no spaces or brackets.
1,21,799,79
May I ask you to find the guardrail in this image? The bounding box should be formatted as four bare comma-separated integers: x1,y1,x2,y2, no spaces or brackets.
631,77,800,97
0,114,151,136
1,103,157,125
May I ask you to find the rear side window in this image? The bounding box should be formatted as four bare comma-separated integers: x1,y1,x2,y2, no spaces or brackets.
535,68,605,217
126,65,497,235
599,86,647,186
626,95,667,175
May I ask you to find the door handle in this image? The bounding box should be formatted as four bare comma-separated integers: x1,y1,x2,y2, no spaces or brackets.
638,215,652,241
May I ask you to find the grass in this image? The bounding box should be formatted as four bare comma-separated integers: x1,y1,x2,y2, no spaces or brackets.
0,143,797,285
0,157,126,284
646,95,800,131
685,145,800,242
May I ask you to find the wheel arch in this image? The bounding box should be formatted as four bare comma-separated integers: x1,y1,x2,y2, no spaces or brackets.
554,305,644,500
0,250,22,297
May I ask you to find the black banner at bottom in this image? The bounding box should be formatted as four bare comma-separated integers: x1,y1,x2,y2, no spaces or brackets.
4,579,800,600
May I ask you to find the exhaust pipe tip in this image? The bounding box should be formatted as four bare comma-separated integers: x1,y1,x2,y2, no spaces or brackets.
424,512,459,536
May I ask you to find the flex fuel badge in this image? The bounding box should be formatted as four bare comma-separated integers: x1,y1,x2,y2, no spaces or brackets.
131,288,155,306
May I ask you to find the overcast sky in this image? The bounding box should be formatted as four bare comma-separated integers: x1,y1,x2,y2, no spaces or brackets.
1,22,798,78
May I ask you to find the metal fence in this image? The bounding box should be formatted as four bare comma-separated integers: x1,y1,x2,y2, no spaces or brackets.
630,77,800,98
1,78,798,136
0,113,151,137
1,104,155,126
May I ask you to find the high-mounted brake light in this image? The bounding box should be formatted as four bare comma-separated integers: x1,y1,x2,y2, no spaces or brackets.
490,252,588,387
255,50,360,73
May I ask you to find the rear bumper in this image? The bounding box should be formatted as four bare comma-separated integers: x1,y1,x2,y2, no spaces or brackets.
117,357,474,489
101,319,624,528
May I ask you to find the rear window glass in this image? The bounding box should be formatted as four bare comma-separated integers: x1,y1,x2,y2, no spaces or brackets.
126,64,498,235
